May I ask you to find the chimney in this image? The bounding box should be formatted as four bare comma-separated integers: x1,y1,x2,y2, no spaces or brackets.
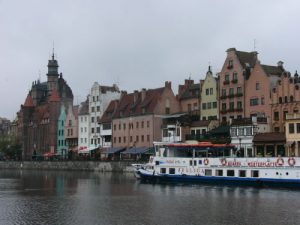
277,61,284,69
165,81,171,89
141,88,146,101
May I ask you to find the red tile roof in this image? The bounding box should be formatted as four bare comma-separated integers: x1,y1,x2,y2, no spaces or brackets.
24,94,34,107
113,87,165,118
98,99,119,123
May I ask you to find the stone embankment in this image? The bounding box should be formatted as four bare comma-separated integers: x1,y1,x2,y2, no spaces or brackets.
0,161,137,172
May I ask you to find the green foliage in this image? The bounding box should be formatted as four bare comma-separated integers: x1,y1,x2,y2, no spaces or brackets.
0,134,22,160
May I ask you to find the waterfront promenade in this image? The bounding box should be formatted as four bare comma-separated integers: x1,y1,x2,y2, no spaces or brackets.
0,160,136,172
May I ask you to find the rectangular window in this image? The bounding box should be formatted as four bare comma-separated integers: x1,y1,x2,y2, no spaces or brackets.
213,102,217,108
141,121,144,128
233,72,238,81
222,89,226,97
237,87,242,94
96,127,100,133
169,168,175,174
97,106,100,112
283,111,288,120
251,170,259,178
225,74,230,81
202,103,207,110
123,123,126,130
231,128,237,136
237,101,242,109
118,137,121,143
130,136,133,142
227,170,235,177
141,135,144,142
256,82,260,90
136,122,139,129
114,137,116,143
207,102,211,109
147,121,150,128
160,168,166,174
216,170,223,176
229,88,234,95
289,123,295,134
239,170,246,177
274,111,279,121
222,103,226,110
123,136,126,143
147,135,150,142
297,123,300,133
91,107,95,112
210,88,213,95
91,117,94,123
206,88,209,95
229,102,234,110
91,128,94,133
136,135,139,142
205,169,212,176
114,124,116,131
261,97,265,105
250,98,259,106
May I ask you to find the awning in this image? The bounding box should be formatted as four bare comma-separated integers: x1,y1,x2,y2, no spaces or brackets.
121,147,151,155
43,152,56,157
78,146,98,154
100,147,125,154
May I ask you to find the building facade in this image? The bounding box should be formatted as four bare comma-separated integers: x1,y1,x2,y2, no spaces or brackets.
219,48,257,123
200,66,218,120
17,53,73,159
112,82,180,148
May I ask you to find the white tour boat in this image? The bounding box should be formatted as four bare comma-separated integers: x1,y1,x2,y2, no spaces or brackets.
133,142,300,188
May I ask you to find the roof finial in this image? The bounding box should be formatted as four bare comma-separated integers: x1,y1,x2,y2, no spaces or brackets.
52,41,55,60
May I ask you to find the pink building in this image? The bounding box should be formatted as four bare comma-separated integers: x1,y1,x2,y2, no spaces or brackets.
271,71,300,132
245,61,283,118
219,48,257,123
112,82,180,148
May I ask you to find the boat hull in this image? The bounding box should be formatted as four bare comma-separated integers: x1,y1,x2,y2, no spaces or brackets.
138,171,300,188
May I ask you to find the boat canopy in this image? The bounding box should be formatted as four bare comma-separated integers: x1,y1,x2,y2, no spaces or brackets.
122,147,151,154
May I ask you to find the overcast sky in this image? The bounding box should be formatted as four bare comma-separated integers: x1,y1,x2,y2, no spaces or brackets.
1,0,300,120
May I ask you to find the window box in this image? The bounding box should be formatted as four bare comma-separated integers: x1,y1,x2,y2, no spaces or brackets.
231,79,238,84
223,80,230,85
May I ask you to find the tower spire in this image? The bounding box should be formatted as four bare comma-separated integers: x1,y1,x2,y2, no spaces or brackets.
52,41,55,60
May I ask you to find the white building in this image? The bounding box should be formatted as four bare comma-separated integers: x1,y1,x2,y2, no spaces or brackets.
78,98,90,150
88,82,120,148
230,117,270,157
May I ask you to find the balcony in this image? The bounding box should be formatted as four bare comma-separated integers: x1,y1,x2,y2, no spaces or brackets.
235,93,243,97
223,80,230,85
235,108,243,112
220,95,227,100
228,108,235,112
228,94,235,98
231,79,238,84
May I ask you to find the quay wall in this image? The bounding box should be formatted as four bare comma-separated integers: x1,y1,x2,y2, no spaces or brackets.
0,161,137,172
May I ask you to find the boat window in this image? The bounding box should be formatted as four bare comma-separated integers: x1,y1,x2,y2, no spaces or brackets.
227,170,235,177
205,169,212,176
239,170,246,177
189,160,193,166
198,160,202,165
216,170,223,176
155,161,159,165
194,160,197,166
160,168,166,174
169,168,175,174
286,172,289,176
251,170,259,177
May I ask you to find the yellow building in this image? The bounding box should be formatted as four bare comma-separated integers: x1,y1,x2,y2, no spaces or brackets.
200,66,218,120
285,113,300,156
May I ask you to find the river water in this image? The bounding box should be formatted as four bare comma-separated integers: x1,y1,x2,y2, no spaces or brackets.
0,170,299,225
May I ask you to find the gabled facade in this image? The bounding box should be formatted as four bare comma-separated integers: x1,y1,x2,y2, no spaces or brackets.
65,105,79,154
219,48,257,123
88,82,120,148
200,66,218,120
112,82,180,148
271,71,300,132
57,105,67,156
178,79,200,115
245,61,283,119
78,98,89,150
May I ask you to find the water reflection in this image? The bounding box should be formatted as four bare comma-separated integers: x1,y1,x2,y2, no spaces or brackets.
0,170,300,225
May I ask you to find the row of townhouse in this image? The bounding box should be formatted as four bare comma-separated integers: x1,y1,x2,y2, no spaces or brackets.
12,47,300,159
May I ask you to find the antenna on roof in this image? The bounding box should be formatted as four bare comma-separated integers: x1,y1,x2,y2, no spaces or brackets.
52,41,55,59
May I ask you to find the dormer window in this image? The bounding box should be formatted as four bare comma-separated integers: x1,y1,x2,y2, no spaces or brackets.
228,60,233,69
